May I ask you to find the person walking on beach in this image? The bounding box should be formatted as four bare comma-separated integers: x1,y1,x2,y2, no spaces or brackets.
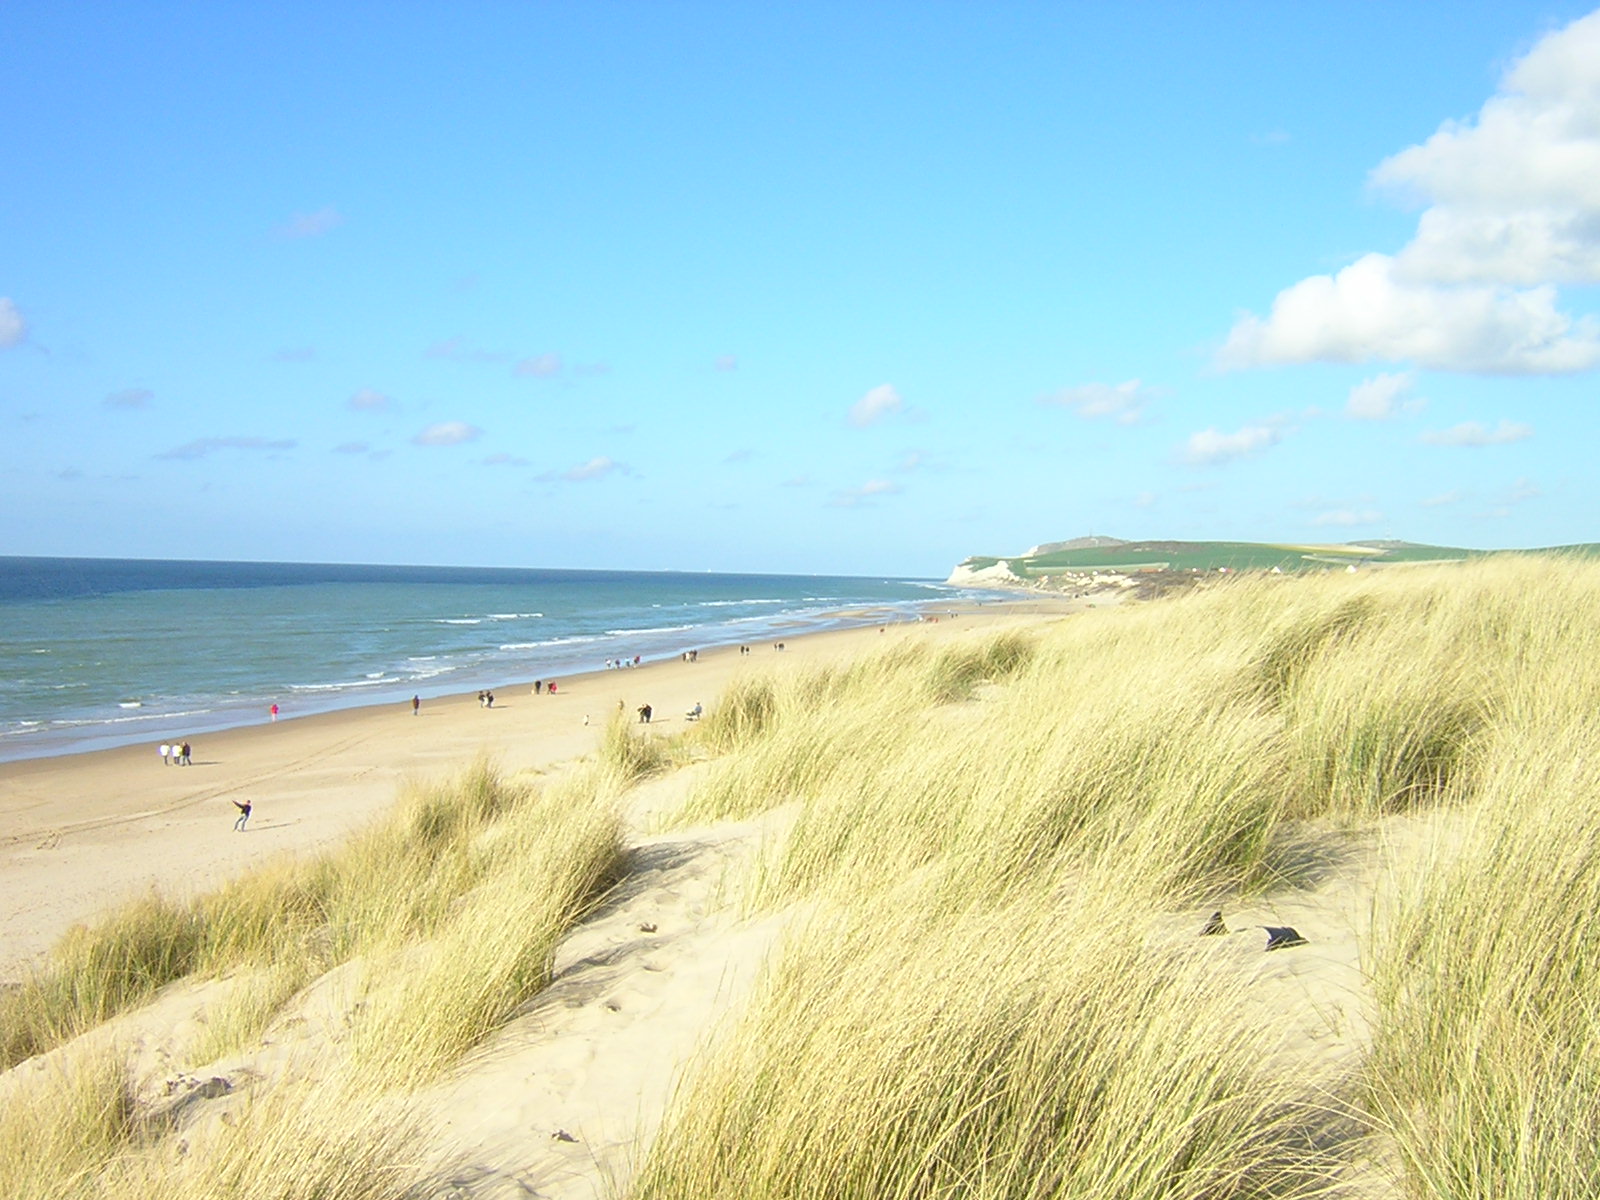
412,694,420,716
270,703,279,722
159,743,170,765
232,800,251,831
180,741,192,766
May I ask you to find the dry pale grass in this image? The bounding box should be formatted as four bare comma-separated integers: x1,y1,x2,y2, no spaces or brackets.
635,875,1333,1200
101,1072,424,1200
352,764,625,1084
0,1047,136,1200
1,759,518,1068
638,555,1600,1199
0,757,625,1197
1366,719,1600,1199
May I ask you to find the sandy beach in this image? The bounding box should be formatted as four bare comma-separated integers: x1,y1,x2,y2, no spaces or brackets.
0,596,1087,986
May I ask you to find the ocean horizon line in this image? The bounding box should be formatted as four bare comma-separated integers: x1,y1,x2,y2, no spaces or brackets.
0,552,938,580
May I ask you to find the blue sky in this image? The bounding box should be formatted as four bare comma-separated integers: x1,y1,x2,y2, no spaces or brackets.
3,2,1598,577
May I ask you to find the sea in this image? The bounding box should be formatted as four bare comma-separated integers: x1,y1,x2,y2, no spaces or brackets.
0,557,980,764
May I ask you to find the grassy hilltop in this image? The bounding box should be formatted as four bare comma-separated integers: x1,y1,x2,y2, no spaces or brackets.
8,554,1600,1198
954,535,1600,580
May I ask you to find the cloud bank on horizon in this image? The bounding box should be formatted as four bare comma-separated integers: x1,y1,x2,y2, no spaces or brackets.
2,3,1597,575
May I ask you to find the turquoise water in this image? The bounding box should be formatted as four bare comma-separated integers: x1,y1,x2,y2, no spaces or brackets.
0,558,966,762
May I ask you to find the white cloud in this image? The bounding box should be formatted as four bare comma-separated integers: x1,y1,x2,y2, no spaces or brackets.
0,298,25,347
1346,371,1421,419
278,206,344,239
714,354,738,372
1394,208,1600,286
273,346,316,362
483,452,529,467
333,441,370,454
1182,424,1282,465
514,353,562,378
1420,489,1465,507
1225,13,1600,376
560,456,623,481
104,388,153,410
848,384,903,427
412,421,482,447
348,387,395,413
157,436,298,460
1220,253,1600,373
1506,477,1542,501
1420,419,1533,447
1312,508,1385,527
1039,379,1153,423
1374,10,1600,286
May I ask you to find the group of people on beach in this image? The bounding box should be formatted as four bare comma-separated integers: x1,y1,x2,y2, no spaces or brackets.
158,741,192,765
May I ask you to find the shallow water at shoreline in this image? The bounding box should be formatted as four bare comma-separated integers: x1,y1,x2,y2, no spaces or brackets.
0,557,981,763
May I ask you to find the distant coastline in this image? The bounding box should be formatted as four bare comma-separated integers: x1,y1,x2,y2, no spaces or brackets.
946,535,1600,592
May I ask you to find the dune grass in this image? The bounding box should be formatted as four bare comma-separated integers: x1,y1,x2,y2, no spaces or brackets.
102,1073,424,1200
352,764,624,1083
0,756,624,1198
635,877,1329,1200
0,1047,136,1200
636,555,1600,1199
0,1046,421,1200
1365,719,1600,1199
598,707,676,784
0,895,205,1069
0,758,608,1071
183,962,308,1066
